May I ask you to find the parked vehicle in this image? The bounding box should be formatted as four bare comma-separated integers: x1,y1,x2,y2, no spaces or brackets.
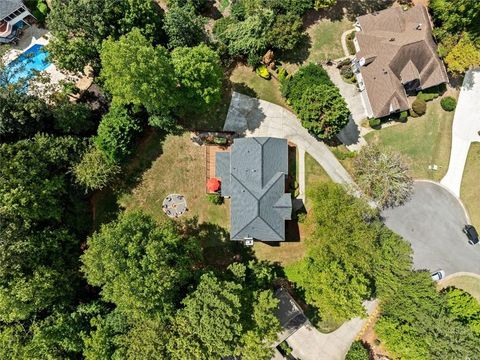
463,225,479,245
431,270,446,282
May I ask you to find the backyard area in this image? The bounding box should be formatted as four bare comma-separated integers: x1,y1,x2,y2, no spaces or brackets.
120,133,230,228
461,142,480,229
364,99,454,181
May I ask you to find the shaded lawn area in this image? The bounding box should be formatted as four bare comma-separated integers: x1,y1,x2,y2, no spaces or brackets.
440,275,480,302
461,142,480,230
119,133,230,228
364,100,454,181
254,153,332,266
229,64,286,107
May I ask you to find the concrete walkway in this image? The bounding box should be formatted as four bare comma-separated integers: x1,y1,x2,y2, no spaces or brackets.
441,69,480,197
298,147,306,202
323,62,368,151
224,92,355,186
286,300,377,360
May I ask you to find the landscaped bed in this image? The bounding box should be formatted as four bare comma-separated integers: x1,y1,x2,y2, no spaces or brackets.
364,99,454,181
461,142,480,230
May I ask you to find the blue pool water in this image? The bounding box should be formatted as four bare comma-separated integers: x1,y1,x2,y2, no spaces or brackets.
7,44,50,83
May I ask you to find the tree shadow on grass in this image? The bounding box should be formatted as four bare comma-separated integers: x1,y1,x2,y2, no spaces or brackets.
277,33,312,66
231,82,258,99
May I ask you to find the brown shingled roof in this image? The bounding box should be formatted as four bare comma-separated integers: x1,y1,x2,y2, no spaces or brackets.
356,5,448,118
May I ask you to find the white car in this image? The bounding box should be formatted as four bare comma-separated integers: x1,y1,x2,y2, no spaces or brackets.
431,270,446,282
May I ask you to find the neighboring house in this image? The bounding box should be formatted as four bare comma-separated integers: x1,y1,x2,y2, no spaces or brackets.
0,0,35,44
215,137,292,244
352,5,448,118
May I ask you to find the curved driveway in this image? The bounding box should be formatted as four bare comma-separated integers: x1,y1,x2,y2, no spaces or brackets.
441,69,480,196
382,181,480,275
223,92,355,186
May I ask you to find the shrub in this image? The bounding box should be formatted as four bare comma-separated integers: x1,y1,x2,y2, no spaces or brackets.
332,147,356,160
417,91,439,102
207,194,224,205
73,147,121,191
255,64,271,79
399,110,408,122
277,66,288,82
346,31,356,55
411,98,426,116
346,341,370,360
340,65,354,79
369,118,381,128
441,96,457,111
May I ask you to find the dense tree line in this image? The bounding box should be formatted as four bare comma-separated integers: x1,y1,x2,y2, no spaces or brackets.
429,0,480,73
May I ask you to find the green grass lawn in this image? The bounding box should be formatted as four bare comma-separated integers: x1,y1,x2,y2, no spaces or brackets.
461,142,480,229
306,18,353,63
440,275,480,302
120,133,230,228
229,64,286,106
364,100,454,181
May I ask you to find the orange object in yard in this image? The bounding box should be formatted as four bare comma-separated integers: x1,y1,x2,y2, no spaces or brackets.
207,177,221,192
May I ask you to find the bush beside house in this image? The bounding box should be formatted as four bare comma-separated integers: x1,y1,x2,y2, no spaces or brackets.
410,98,427,117
441,96,457,112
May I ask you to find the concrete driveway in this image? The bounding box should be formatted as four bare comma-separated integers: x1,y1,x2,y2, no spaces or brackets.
441,69,480,197
382,181,480,276
224,92,355,186
322,62,368,151
286,300,377,360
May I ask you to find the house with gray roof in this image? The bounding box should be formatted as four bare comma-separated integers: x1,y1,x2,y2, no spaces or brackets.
0,0,34,44
215,137,292,243
352,5,448,118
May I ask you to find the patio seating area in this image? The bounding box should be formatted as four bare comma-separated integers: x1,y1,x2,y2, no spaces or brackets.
162,194,188,218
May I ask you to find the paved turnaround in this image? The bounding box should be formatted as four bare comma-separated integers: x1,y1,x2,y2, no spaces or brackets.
441,69,480,197
224,92,355,186
382,181,480,276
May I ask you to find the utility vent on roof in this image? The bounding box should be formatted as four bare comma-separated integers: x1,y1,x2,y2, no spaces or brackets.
416,23,422,30
389,37,395,42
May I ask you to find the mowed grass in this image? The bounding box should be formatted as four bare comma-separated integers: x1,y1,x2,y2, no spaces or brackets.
229,64,286,106
254,152,331,266
365,100,454,181
120,133,230,228
440,275,480,302
461,142,480,229
306,18,353,63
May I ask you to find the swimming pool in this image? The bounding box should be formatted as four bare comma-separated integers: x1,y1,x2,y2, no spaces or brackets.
7,44,51,83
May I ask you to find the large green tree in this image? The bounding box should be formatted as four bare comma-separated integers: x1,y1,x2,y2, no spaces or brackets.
163,4,206,49
168,272,244,359
81,211,200,318
47,0,162,71
171,44,223,114
100,28,177,116
94,106,141,163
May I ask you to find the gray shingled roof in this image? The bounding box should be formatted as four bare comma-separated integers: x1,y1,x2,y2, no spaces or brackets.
0,0,23,21
215,137,292,241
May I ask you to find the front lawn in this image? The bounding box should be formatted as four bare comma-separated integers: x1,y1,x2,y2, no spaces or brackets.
120,133,230,228
440,275,480,302
364,99,454,181
461,142,480,229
